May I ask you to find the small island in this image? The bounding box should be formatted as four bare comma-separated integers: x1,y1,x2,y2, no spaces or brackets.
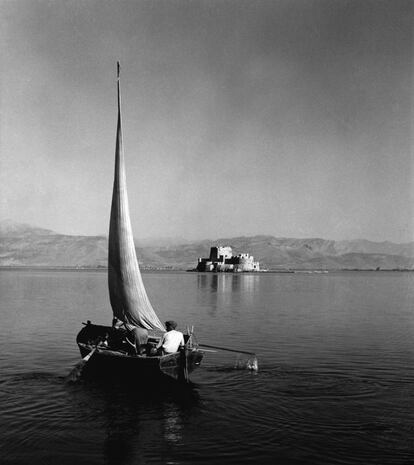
196,246,260,272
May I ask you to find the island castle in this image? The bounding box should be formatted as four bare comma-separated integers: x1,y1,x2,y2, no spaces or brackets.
196,246,260,272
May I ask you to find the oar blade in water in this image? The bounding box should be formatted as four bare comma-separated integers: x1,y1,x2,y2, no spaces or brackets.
199,343,259,372
66,348,96,383
234,355,259,371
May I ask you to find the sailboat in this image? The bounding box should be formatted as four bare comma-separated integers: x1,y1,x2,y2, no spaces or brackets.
76,63,203,383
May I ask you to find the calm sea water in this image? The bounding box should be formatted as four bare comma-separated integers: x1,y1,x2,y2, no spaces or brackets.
0,269,413,465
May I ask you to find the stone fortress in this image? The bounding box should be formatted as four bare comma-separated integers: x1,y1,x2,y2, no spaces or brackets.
196,246,260,272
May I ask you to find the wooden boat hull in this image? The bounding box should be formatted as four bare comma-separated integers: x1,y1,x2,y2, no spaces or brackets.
76,323,203,383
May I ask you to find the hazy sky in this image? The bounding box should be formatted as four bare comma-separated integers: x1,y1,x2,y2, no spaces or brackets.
1,0,412,242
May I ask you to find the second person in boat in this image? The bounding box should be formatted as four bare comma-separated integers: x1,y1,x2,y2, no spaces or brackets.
156,320,185,355
125,323,149,355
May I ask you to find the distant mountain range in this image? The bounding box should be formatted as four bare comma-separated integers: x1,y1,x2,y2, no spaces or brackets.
1,220,413,270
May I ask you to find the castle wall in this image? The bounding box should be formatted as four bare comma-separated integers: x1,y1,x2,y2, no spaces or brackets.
209,246,232,262
197,246,260,272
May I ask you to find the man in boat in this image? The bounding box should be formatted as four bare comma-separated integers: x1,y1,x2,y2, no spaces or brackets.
156,320,185,355
124,323,149,355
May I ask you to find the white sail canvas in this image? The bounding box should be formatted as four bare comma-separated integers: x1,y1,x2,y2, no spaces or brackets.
108,63,164,331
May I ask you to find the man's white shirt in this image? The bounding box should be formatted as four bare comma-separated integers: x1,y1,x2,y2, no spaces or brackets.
157,330,185,353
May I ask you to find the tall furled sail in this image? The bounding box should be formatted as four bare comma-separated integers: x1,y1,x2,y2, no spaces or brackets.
108,62,164,331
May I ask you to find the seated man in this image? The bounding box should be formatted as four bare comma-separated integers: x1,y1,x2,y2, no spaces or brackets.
156,320,185,355
125,323,149,355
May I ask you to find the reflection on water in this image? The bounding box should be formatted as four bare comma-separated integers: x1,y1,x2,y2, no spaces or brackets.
197,273,260,305
197,273,259,293
163,403,183,443
68,379,201,465
197,273,259,311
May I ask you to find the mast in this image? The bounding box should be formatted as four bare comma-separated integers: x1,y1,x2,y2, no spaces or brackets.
108,62,164,331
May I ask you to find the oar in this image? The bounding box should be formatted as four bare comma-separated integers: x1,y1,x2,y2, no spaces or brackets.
198,343,259,371
199,343,255,356
66,347,97,382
